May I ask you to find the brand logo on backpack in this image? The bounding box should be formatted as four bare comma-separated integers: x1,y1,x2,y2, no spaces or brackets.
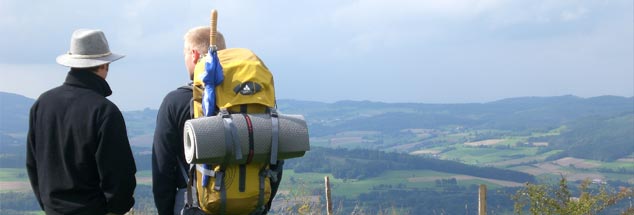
233,82,262,95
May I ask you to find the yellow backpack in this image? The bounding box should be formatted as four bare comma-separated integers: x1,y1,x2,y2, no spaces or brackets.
189,48,278,214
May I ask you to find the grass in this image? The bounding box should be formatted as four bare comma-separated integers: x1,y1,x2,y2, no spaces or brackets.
279,169,521,199
530,126,565,137
433,132,469,145
331,170,440,197
0,154,19,159
601,172,634,183
0,168,31,193
135,170,152,185
440,144,539,164
308,138,330,147
281,170,439,198
414,128,564,165
457,179,504,190
136,170,152,177
599,161,634,171
0,168,27,181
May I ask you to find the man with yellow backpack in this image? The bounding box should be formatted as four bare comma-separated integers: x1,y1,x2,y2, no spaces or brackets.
151,26,284,214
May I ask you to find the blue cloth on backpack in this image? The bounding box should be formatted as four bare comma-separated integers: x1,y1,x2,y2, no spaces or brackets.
201,47,224,186
201,47,224,117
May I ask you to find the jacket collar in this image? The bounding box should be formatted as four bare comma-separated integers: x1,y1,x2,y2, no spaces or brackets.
63,70,113,97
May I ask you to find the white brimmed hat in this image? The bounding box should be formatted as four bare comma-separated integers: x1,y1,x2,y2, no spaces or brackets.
56,29,124,68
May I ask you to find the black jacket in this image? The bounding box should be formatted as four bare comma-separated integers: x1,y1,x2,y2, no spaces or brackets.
152,86,192,214
26,70,137,215
152,85,284,215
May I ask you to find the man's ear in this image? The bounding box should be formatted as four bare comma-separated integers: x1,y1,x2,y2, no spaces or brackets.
95,64,109,79
191,50,200,64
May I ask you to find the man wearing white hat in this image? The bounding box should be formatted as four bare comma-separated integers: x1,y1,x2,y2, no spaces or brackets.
26,29,136,215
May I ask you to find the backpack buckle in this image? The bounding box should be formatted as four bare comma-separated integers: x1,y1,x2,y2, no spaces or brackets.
270,108,278,117
219,108,231,118
269,170,279,183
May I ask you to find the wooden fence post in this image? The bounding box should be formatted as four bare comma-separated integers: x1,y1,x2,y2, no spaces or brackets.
479,184,487,215
325,176,333,215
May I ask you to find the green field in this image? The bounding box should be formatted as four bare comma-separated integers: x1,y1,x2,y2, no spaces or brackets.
440,145,539,164
0,168,30,193
1,124,632,212
302,126,633,191
0,168,156,191
163,124,634,193
0,168,27,181
278,169,520,198
599,161,634,170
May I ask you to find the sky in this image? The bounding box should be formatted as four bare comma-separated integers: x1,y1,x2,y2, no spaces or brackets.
0,0,632,110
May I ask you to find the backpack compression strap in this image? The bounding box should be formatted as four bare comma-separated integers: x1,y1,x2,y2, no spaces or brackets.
220,108,243,162
255,165,268,214
270,109,279,165
217,166,227,215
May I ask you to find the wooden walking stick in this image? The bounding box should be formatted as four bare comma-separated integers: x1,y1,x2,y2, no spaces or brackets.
193,9,219,118
210,9,218,49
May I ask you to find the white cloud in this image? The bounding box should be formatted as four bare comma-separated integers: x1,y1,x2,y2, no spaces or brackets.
332,0,503,23
0,0,631,108
560,7,588,21
325,0,624,60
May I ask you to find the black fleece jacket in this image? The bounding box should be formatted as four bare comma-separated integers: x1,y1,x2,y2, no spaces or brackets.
151,86,192,214
26,70,136,215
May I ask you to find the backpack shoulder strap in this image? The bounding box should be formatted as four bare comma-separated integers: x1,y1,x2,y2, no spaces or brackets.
178,159,202,210
175,156,189,183
178,83,193,90
178,84,195,119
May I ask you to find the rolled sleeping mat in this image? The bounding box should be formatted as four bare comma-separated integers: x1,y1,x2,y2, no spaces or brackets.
184,113,310,164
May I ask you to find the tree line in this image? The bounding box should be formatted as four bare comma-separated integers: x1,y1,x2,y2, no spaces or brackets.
0,185,157,214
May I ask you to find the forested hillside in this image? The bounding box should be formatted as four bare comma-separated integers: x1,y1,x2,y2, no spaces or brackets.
0,92,31,133
540,113,634,161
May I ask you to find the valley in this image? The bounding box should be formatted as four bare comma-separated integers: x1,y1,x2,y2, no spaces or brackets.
1,92,632,214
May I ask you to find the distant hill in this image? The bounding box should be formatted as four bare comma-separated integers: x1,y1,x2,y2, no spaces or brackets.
279,96,634,161
0,133,22,154
0,92,33,134
0,92,31,168
0,92,158,148
2,91,633,160
122,108,159,145
279,95,634,135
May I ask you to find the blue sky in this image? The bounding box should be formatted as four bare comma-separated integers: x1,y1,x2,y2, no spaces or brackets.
0,0,632,110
